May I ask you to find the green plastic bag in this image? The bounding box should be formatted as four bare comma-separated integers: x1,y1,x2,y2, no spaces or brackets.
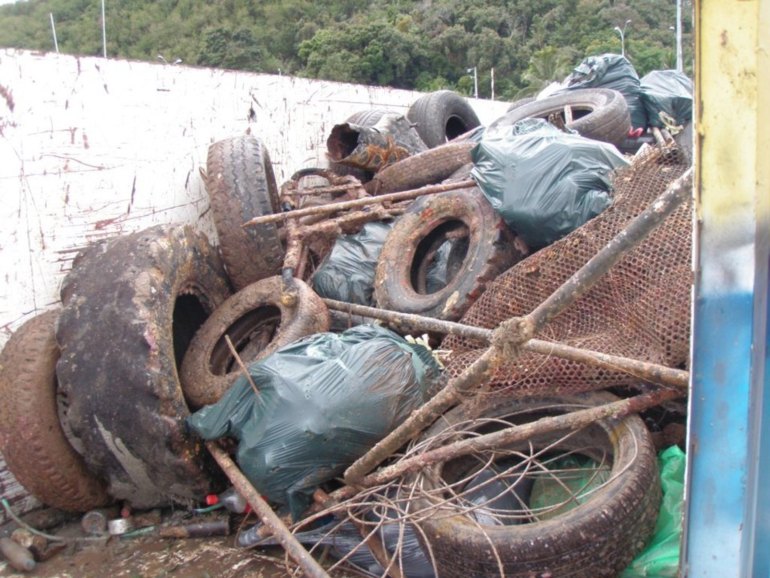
187,325,441,519
621,445,686,577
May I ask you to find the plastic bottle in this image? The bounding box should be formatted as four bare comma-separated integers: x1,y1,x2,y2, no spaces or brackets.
205,487,251,514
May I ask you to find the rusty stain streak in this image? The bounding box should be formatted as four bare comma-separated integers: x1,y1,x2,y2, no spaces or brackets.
0,84,15,111
721,30,728,47
128,175,137,214
38,154,107,170
83,131,89,149
69,127,76,144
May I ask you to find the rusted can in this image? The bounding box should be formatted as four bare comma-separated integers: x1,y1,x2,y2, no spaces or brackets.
107,517,134,536
10,529,46,559
81,506,121,535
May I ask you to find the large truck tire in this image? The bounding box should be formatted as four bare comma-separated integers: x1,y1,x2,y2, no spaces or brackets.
56,225,232,508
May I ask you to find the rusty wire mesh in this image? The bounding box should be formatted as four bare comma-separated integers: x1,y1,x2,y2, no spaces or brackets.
440,145,692,396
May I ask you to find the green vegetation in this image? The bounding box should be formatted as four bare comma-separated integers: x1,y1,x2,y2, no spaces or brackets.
0,0,692,100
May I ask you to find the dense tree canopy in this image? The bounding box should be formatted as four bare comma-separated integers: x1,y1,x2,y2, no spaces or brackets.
0,0,693,100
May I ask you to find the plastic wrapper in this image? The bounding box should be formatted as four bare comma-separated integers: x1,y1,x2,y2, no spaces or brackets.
311,221,392,306
640,70,693,129
621,445,685,577
470,119,629,249
559,53,647,129
187,325,442,519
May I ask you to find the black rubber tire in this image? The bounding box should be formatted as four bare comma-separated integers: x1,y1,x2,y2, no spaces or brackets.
328,109,395,182
505,96,536,112
206,135,284,291
488,88,631,145
409,391,661,578
367,141,475,195
374,188,525,321
179,276,331,409
0,310,111,512
407,90,481,148
56,225,232,508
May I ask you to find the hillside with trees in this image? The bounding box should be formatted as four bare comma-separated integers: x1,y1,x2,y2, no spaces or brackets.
0,0,692,100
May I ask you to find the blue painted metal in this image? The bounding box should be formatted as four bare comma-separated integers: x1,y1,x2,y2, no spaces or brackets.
683,1,770,576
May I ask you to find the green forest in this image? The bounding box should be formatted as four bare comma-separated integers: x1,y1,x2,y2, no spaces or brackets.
0,0,692,100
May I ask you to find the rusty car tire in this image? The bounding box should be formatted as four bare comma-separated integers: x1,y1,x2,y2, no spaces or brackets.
408,391,661,578
367,141,475,195
373,188,525,321
206,135,284,290
407,90,481,148
179,276,330,409
0,310,111,512
56,225,232,508
488,88,631,145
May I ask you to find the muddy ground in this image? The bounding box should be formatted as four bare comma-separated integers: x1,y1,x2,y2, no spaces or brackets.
0,513,360,578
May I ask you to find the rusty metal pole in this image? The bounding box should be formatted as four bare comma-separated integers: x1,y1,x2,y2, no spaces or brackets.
206,442,331,578
322,299,689,389
243,180,476,227
343,168,693,485
326,388,684,506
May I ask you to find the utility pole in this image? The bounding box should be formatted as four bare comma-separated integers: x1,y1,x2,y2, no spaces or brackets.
491,67,495,101
467,66,478,98
675,0,683,72
49,13,59,54
101,0,106,58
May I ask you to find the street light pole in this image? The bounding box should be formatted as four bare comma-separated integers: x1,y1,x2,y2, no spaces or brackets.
466,66,478,98
675,0,683,72
613,19,632,58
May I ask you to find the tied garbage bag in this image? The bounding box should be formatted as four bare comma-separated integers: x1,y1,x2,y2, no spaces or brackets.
312,221,393,306
621,445,685,577
559,53,647,129
188,325,441,519
640,70,693,129
471,119,629,249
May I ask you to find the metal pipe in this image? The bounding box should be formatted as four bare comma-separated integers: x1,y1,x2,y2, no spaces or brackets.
243,179,476,227
206,442,331,578
322,299,689,389
337,388,683,499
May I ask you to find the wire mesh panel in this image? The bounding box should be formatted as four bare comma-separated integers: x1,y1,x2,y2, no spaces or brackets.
441,145,691,396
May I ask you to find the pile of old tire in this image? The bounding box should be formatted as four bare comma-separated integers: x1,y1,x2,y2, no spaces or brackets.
0,132,332,512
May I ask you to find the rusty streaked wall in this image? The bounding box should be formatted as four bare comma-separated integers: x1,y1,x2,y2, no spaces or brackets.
0,49,508,519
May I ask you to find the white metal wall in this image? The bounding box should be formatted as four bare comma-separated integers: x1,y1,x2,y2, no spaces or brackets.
0,49,508,518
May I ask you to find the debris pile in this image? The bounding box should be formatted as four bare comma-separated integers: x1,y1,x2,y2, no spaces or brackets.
0,58,692,577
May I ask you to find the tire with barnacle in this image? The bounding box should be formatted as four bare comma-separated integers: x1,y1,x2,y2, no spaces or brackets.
56,224,232,508
406,391,661,578
373,187,526,321
206,135,284,290
179,276,330,409
407,90,481,148
487,88,630,145
0,310,111,512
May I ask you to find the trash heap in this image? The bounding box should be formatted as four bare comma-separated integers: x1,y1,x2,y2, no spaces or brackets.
0,66,692,577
